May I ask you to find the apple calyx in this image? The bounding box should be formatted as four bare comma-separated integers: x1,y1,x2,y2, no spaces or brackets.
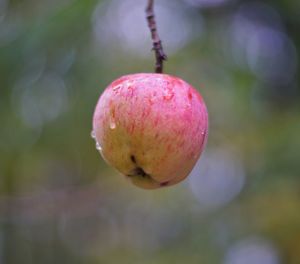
126,154,169,187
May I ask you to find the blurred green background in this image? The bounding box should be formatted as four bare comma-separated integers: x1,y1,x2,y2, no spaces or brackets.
0,0,300,263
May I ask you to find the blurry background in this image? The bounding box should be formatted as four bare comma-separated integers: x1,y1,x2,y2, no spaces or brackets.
0,0,300,263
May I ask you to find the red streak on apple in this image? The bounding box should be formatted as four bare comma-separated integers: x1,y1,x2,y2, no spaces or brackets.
93,73,208,189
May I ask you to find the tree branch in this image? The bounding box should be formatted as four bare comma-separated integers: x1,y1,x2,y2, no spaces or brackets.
146,0,167,73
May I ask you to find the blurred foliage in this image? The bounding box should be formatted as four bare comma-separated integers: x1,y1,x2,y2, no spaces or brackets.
0,0,300,263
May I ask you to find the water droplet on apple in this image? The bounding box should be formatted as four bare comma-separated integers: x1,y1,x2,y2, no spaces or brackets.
96,141,102,151
125,80,133,88
110,122,116,129
163,88,174,100
109,108,116,130
91,130,96,139
109,118,116,129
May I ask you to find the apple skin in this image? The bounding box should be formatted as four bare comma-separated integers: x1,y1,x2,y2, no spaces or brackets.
92,73,208,189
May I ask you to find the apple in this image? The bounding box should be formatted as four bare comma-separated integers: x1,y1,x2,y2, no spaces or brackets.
92,73,208,189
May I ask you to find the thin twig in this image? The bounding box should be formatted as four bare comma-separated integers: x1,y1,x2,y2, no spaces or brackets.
146,0,167,73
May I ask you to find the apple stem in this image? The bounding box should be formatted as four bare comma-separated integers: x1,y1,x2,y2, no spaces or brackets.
146,0,167,74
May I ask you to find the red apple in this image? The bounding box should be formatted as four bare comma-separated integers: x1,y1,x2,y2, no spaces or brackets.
92,73,208,189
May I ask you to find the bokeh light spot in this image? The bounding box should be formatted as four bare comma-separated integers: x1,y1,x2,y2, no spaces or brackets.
188,149,245,210
92,0,203,57
224,236,280,264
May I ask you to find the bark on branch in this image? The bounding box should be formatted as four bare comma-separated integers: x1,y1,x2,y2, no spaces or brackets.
146,0,167,73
